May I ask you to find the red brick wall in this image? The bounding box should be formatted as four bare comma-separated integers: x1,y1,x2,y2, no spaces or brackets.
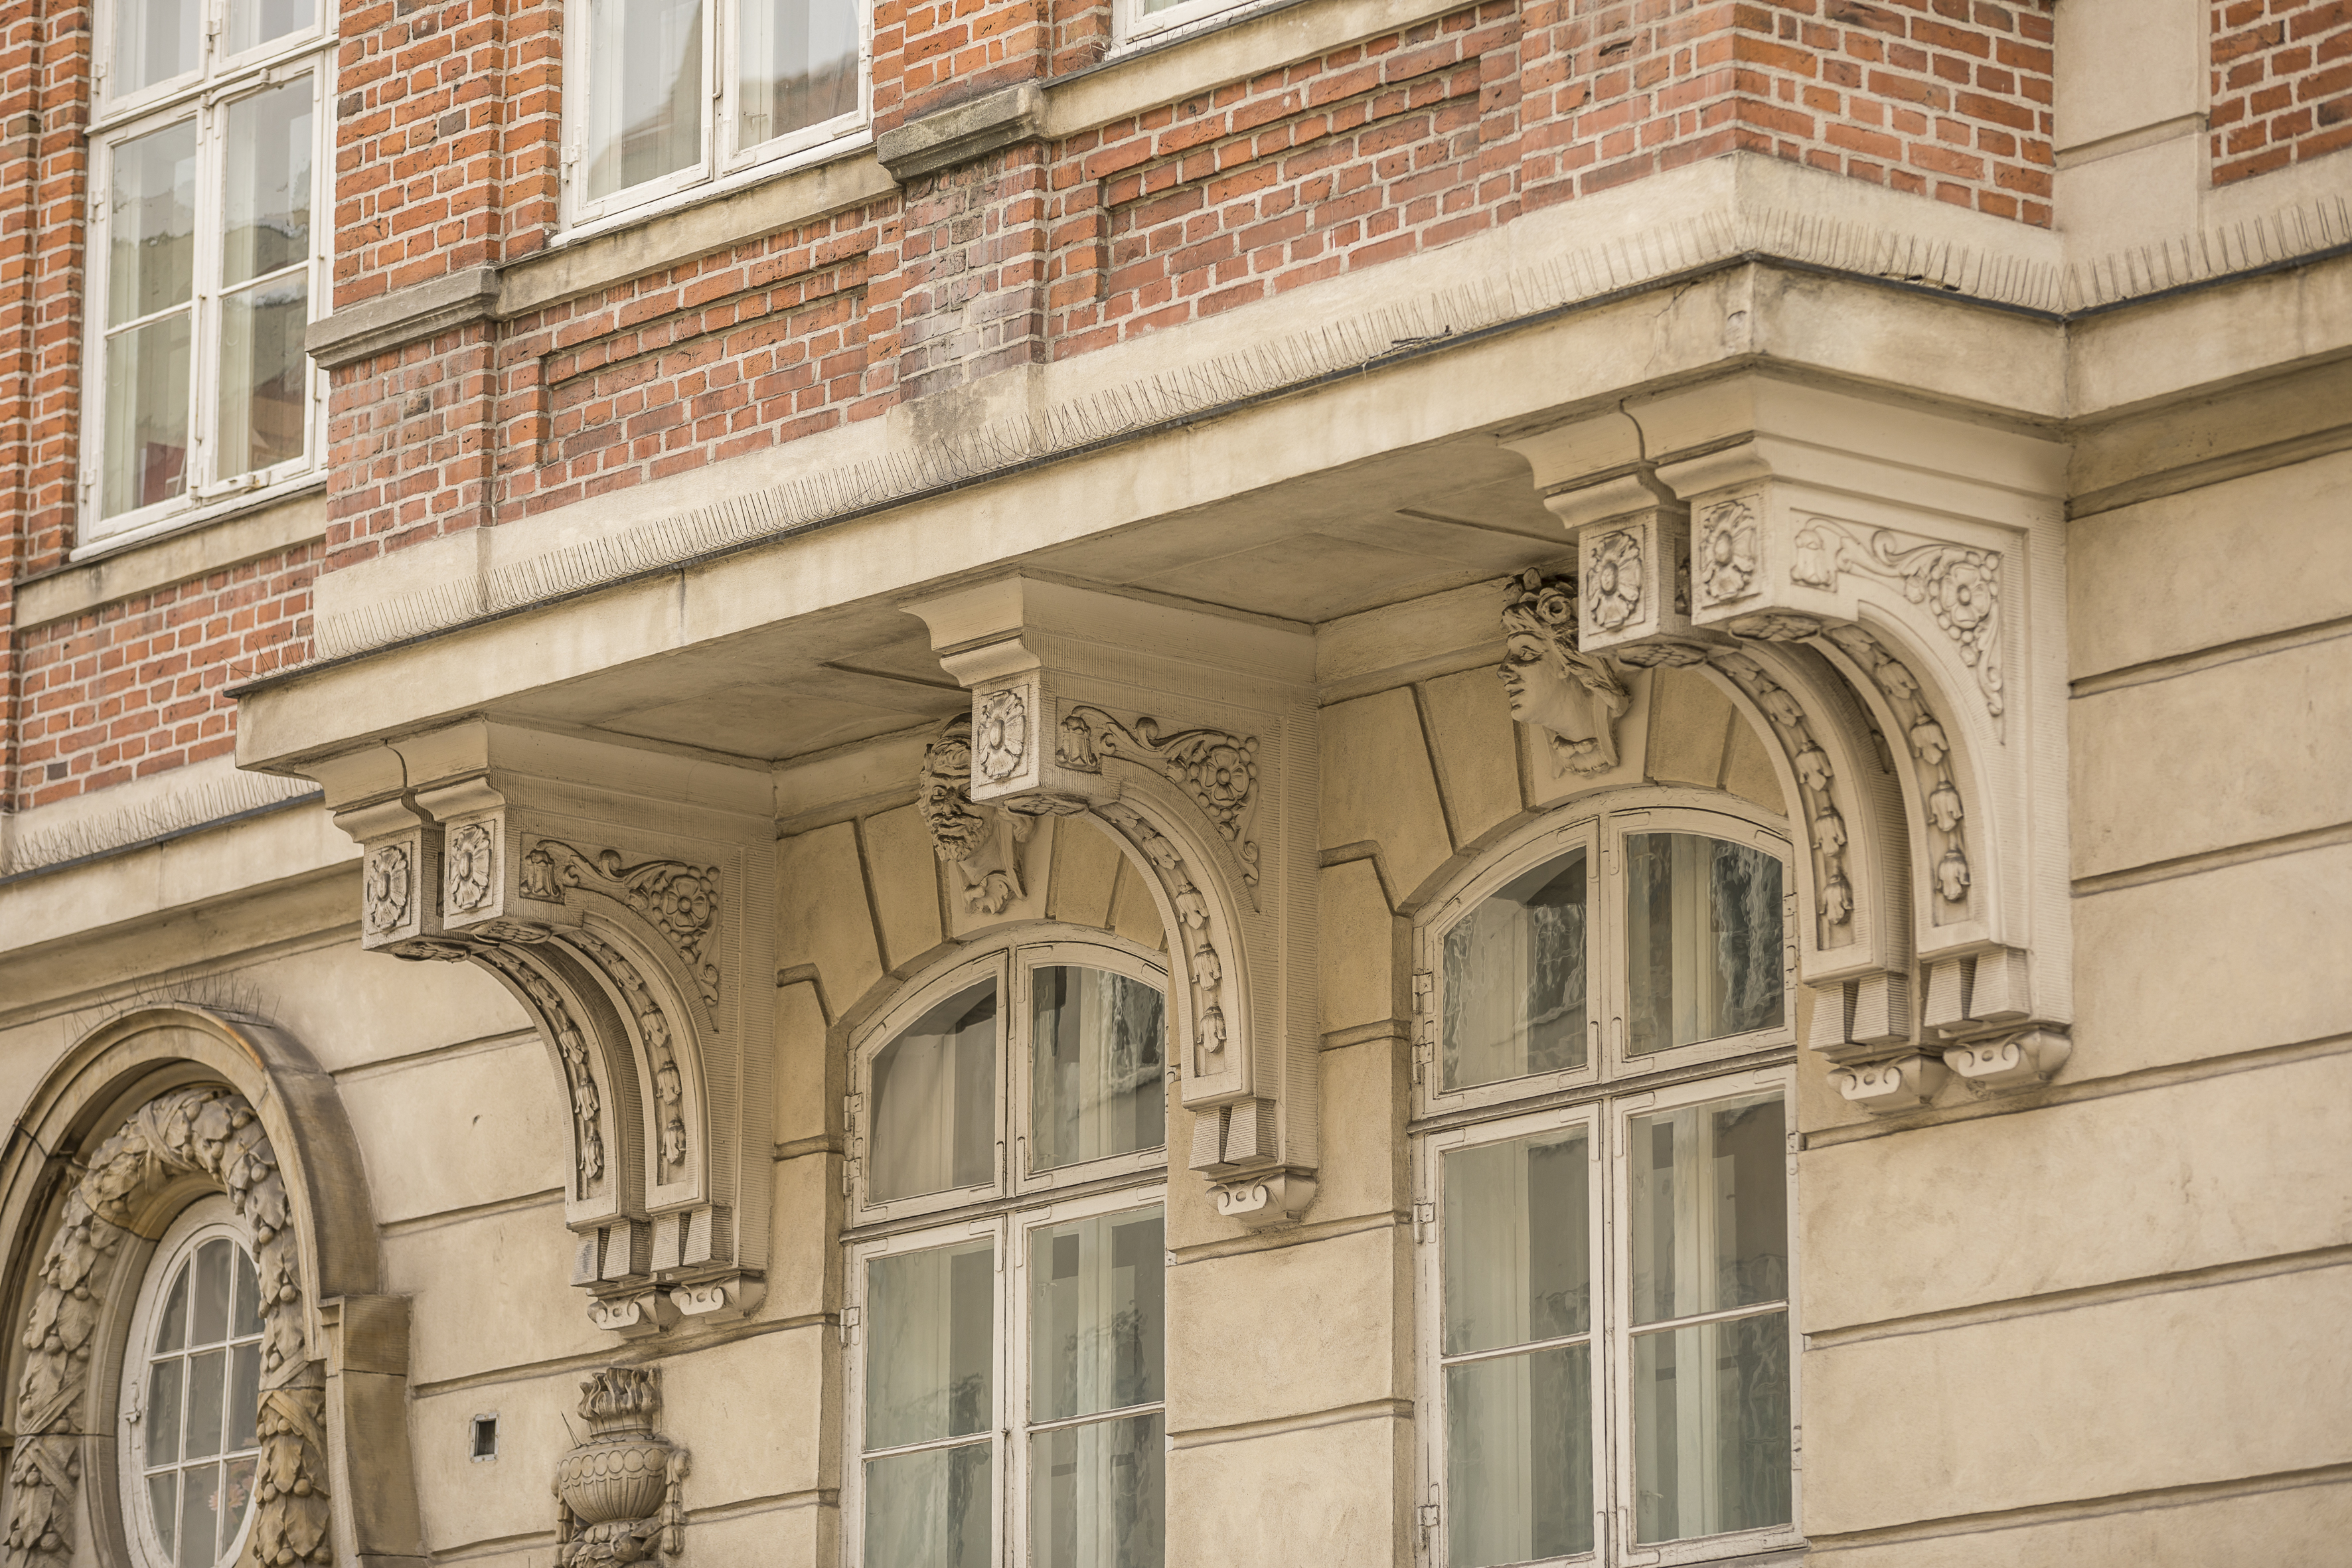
13,546,315,811
2211,0,2352,185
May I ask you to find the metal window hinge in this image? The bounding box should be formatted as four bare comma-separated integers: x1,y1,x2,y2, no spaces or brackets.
1411,971,1433,1014
1413,1201,1435,1241
840,1305,860,1345
1417,1501,1439,1530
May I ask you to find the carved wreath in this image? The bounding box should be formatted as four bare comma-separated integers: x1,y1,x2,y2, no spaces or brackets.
5,1087,331,1567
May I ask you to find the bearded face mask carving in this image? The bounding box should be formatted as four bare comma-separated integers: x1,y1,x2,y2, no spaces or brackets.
1498,569,1632,776
920,714,1033,915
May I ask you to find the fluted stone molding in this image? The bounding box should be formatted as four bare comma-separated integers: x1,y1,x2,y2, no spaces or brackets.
305,723,777,1332
7,1086,327,1567
905,578,1320,1225
1507,374,2074,1109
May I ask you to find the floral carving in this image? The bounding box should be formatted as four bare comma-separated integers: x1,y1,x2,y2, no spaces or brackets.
1787,518,2004,718
1500,570,1632,777
1057,708,1264,884
554,1367,688,1564
1711,653,1853,931
1825,625,1977,911
1936,848,1972,903
974,686,1029,785
5,1087,330,1567
571,932,690,1183
1695,497,1761,605
1585,529,1644,631
362,844,411,935
919,715,1035,915
1099,803,1230,1077
1727,611,1826,641
523,843,722,1006
447,822,497,911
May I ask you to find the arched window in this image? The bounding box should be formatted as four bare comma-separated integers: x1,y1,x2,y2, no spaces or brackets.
846,928,1170,1568
1416,791,1800,1568
119,1195,266,1568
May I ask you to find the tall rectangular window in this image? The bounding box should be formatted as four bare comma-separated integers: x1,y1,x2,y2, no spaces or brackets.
85,0,326,547
566,0,868,225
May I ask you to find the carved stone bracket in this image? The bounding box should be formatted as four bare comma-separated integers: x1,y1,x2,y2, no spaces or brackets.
309,724,773,1330
5,1087,331,1567
904,577,1319,1226
1506,376,2073,1112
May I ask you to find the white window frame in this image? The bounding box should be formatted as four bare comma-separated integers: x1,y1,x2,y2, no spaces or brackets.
1412,786,1804,1568
559,0,874,236
1113,0,1267,50
80,0,332,556
116,1194,265,1568
1416,789,1796,1120
844,928,1171,1568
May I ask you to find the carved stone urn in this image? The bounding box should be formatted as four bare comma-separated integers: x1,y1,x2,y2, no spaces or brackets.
553,1367,689,1564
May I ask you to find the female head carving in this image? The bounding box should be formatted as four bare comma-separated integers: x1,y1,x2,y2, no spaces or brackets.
1498,570,1632,776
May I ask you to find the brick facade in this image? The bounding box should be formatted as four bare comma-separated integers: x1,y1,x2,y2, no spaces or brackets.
2211,0,2352,185
9,0,2065,813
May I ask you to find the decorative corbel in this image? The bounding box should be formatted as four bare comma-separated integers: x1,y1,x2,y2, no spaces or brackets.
904,577,1319,1225
1506,380,2073,1111
310,725,773,1329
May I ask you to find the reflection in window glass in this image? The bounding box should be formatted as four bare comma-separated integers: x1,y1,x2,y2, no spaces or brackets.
1443,847,1586,1091
107,121,197,326
866,1239,995,1449
138,1235,264,1568
584,0,704,200
1624,833,1784,1056
736,0,858,149
1030,966,1164,1174
104,313,193,518
870,982,996,1201
224,0,312,54
865,1443,992,1568
1446,1348,1593,1566
1442,1130,1588,1356
1027,1209,1164,1568
1628,1092,1790,1544
112,0,201,95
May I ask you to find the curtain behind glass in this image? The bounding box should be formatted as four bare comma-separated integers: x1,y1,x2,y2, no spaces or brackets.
113,0,200,95
103,119,196,518
864,1239,995,1568
1028,1209,1164,1568
736,0,858,149
218,78,313,479
1624,834,1783,1056
1030,967,1164,1174
1443,848,1586,1091
584,0,703,200
1628,1092,1791,1544
871,982,996,1202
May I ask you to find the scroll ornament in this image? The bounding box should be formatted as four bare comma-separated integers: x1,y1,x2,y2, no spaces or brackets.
1056,708,1262,884
5,1087,330,1567
1790,519,2003,718
522,843,722,1006
553,1367,688,1565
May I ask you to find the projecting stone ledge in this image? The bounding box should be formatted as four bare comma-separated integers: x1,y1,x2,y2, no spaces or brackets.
878,83,1047,181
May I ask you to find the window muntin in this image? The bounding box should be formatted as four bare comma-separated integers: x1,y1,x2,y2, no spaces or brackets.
84,0,326,550
849,933,1168,1568
122,1203,266,1568
1622,834,1785,1058
564,0,868,228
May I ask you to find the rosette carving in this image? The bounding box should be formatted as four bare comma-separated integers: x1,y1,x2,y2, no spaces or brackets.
447,822,496,911
1056,708,1263,884
5,1087,329,1567
362,845,411,935
1788,519,2003,718
522,843,722,1006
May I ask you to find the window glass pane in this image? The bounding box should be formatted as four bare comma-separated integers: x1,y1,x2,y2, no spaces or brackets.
1442,1129,1588,1356
222,1455,259,1547
224,0,312,54
219,278,309,478
112,0,200,94
1629,1093,1786,1326
146,1356,186,1466
108,120,197,327
583,0,703,200
1624,834,1784,1056
870,981,996,1201
1030,1411,1164,1568
736,0,858,148
227,1342,262,1450
156,1260,193,1352
864,1442,990,1568
222,79,312,287
1030,966,1164,1173
193,1239,233,1344
147,1472,178,1557
1029,1208,1163,1423
232,1249,262,1338
1631,1311,1792,1544
185,1347,227,1458
103,311,193,517
865,1238,994,1450
176,1460,220,1568
1445,1346,1593,1567
1443,848,1586,1091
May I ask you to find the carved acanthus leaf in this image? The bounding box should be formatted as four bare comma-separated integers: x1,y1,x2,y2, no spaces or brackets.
1058,709,1262,885
5,1087,331,1568
570,931,690,1184
522,842,721,1005
1790,518,2003,718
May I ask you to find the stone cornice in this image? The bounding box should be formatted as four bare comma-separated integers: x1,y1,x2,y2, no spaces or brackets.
305,266,503,369
876,83,1047,181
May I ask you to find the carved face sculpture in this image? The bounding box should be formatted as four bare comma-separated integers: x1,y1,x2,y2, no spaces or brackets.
918,716,992,860
1498,571,1631,775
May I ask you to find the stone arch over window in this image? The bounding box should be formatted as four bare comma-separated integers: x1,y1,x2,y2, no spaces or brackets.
0,1006,418,1568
